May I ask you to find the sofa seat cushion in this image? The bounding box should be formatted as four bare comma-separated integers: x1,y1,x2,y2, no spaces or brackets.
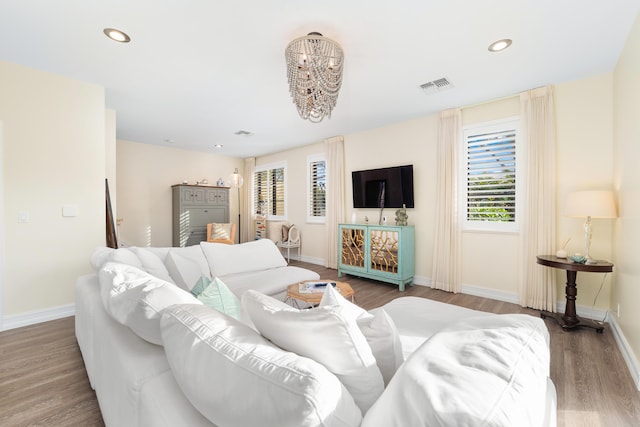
200,239,287,277
99,262,200,345
161,304,363,427
361,314,551,427
379,296,494,358
242,290,384,414
220,266,319,297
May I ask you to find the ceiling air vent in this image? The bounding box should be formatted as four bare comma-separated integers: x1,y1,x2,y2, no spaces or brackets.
234,130,253,136
420,77,454,94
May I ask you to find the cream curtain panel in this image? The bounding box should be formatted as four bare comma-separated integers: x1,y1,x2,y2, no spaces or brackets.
431,109,462,293
242,157,256,243
325,136,345,269
518,86,557,311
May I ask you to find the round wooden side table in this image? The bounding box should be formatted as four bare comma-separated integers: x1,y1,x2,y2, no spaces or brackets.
285,281,355,308
536,255,613,333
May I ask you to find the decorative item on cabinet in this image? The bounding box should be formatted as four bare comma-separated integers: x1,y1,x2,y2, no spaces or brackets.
395,204,408,226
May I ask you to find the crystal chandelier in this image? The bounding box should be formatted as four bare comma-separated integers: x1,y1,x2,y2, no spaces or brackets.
285,32,344,123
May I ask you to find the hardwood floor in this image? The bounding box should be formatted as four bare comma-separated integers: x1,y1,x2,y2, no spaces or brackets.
1,261,639,426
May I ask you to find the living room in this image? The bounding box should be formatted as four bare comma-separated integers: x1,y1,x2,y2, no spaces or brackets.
1,1,640,425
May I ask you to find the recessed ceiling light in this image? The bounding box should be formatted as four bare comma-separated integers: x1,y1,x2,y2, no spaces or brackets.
488,38,512,52
103,28,131,43
214,144,223,149
164,139,175,144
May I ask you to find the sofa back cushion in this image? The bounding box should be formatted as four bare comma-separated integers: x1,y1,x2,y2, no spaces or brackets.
242,290,384,414
200,239,287,278
98,262,200,345
160,304,363,427
361,314,551,427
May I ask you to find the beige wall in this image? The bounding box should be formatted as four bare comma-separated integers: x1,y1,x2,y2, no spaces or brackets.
613,12,640,377
256,142,327,263
306,78,612,308
555,74,615,310
0,61,105,319
116,140,243,247
345,115,439,282
106,110,117,215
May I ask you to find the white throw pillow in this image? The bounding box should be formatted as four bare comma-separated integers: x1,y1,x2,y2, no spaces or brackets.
161,304,363,427
90,246,115,270
98,262,200,345
166,250,210,291
200,239,287,278
320,285,404,386
91,246,142,270
242,290,384,413
130,247,175,284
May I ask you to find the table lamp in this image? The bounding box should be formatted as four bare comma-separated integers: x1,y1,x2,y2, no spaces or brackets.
563,190,617,264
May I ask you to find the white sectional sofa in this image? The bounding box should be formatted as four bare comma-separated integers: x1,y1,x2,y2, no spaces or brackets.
75,239,557,427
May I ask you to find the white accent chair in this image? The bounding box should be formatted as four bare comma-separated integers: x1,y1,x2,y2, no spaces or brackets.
276,224,300,263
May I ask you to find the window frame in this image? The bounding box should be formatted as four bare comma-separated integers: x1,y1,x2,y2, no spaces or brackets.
460,116,521,233
306,153,327,223
253,161,287,221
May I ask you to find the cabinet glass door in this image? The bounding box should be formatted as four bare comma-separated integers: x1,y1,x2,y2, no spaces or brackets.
369,228,399,274
341,227,365,268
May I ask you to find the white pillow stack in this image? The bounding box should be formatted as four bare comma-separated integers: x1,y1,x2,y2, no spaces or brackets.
319,284,404,386
160,304,363,427
242,289,385,413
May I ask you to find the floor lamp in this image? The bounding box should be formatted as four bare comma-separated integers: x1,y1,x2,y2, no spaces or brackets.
228,168,244,243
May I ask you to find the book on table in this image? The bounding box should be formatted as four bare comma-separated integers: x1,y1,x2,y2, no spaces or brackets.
298,281,337,294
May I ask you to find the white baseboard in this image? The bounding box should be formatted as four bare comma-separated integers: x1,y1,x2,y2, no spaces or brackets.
2,303,75,331
607,314,640,391
299,255,325,266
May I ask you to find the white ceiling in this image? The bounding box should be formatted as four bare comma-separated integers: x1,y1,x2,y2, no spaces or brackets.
1,0,639,158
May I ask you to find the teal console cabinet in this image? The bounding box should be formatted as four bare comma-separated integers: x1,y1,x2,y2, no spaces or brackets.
338,224,415,291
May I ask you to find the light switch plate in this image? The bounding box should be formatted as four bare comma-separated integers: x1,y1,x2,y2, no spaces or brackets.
62,205,79,217
18,211,29,223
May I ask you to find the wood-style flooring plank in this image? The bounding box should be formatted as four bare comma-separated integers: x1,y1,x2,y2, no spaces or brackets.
0,261,638,426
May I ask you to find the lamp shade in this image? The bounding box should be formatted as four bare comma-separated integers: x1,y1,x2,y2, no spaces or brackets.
228,168,244,189
563,190,617,219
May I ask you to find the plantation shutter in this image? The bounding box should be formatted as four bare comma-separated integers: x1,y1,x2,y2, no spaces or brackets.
309,159,326,218
253,165,285,218
465,126,517,222
271,167,285,216
253,170,268,215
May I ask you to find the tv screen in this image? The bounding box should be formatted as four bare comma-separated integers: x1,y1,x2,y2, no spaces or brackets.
352,165,414,208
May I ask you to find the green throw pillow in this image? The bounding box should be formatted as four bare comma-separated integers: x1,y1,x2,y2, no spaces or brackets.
192,276,241,320
190,276,211,297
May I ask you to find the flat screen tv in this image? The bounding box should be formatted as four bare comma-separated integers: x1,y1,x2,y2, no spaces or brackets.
352,165,414,209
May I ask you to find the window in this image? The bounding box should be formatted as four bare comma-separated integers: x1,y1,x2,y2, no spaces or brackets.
461,117,520,231
253,162,286,220
307,154,326,223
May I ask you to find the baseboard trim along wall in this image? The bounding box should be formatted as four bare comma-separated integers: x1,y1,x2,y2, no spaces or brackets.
2,303,75,331
607,314,640,391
